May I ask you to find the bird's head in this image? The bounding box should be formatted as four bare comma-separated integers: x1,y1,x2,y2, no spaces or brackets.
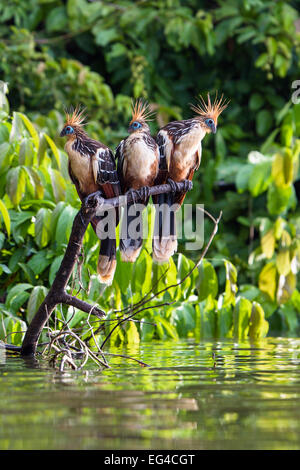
60,105,86,139
128,99,153,134
191,93,229,134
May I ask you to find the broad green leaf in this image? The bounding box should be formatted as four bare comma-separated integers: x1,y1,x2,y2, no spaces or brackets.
248,162,272,197
233,297,252,339
216,303,233,338
26,286,48,324
35,208,52,248
114,250,134,294
267,183,292,215
261,228,275,259
19,138,34,166
49,255,64,284
44,134,61,168
45,6,68,32
125,320,140,344
55,205,77,249
6,167,26,206
276,249,290,276
197,259,218,301
259,262,277,301
256,110,273,136
0,199,10,236
18,113,39,149
198,299,216,338
277,272,296,304
249,302,269,339
177,253,198,299
249,93,264,111
140,320,155,341
18,262,36,284
155,316,179,340
23,167,44,200
10,112,23,142
171,304,195,337
272,150,293,188
5,283,33,314
235,164,253,193
49,168,66,201
132,250,152,297
279,303,298,332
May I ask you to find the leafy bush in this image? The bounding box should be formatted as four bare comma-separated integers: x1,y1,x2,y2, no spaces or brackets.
0,0,299,345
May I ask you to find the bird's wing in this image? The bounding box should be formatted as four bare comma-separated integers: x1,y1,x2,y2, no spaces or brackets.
93,146,121,198
116,139,127,193
155,129,173,185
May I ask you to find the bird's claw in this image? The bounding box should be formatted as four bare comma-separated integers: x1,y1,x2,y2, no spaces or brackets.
167,178,182,194
84,191,102,207
126,189,139,205
182,179,193,193
138,185,150,203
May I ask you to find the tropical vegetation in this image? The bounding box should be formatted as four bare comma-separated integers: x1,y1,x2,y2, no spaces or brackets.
0,0,299,348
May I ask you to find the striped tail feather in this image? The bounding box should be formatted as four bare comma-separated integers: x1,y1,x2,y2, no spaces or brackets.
120,199,149,263
91,211,118,285
120,202,144,263
152,192,177,264
98,237,117,285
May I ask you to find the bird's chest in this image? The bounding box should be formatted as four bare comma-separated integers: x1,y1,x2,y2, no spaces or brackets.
65,141,98,195
123,137,158,189
170,128,204,181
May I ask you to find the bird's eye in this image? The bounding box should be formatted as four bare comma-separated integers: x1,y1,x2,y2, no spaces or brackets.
66,126,74,134
132,121,141,129
205,119,213,126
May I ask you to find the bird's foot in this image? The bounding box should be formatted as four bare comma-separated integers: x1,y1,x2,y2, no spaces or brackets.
168,178,192,194
125,189,139,205
137,185,150,203
84,191,103,208
84,191,102,207
167,178,179,194
182,179,193,193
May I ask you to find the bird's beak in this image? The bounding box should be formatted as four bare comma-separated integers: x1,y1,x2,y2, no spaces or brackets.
60,129,66,137
211,122,217,134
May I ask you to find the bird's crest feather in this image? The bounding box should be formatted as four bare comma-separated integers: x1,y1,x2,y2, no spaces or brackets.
130,99,154,124
64,105,87,128
191,93,229,123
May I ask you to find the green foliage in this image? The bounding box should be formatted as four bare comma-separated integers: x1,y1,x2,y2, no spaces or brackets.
0,0,299,346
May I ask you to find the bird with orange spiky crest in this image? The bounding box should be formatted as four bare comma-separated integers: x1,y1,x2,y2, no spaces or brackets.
152,93,229,264
60,106,121,285
116,99,159,263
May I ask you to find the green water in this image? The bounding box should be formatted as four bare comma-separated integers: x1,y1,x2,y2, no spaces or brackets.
1,338,300,450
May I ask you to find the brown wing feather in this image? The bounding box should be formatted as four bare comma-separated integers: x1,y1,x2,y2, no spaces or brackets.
173,168,195,207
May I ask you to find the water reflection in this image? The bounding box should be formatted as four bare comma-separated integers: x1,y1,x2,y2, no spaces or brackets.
0,338,300,449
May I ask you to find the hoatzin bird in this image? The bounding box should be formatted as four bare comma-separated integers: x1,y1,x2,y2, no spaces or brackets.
152,93,229,263
60,106,121,285
116,99,159,262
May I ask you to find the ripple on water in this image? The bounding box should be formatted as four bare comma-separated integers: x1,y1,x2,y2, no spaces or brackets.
1,338,300,450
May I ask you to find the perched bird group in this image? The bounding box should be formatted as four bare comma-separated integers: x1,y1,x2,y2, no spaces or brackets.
60,94,228,285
